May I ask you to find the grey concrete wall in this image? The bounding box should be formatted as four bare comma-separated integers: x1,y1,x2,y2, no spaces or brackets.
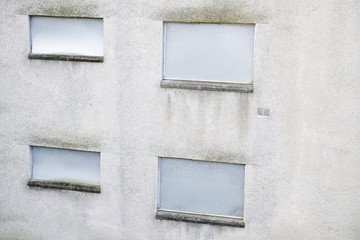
0,0,359,239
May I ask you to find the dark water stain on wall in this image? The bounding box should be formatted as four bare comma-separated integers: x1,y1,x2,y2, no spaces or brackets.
18,2,102,18
151,6,268,23
26,136,101,151
205,149,250,164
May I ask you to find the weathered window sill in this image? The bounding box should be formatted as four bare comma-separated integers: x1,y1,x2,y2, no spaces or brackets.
160,79,253,93
27,179,100,193
28,54,103,62
156,210,245,228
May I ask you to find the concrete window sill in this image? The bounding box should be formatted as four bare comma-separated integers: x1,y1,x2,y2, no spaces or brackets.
27,179,100,193
28,54,104,62
160,79,253,93
156,210,245,228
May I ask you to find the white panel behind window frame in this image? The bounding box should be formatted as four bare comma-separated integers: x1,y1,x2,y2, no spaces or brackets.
29,16,103,61
163,23,255,84
156,157,245,227
28,146,101,193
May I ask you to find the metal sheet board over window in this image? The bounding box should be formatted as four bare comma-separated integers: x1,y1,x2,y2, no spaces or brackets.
29,16,103,62
156,157,245,227
28,146,100,193
161,23,254,92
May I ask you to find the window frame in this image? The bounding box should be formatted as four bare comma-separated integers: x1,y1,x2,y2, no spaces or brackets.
28,15,104,62
161,22,255,93
27,145,101,193
156,157,245,227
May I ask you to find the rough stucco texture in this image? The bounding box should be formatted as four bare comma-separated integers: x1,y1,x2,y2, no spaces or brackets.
0,0,360,239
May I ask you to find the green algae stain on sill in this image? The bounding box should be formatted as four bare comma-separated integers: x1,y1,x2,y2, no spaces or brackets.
52,178,99,186
28,54,103,62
